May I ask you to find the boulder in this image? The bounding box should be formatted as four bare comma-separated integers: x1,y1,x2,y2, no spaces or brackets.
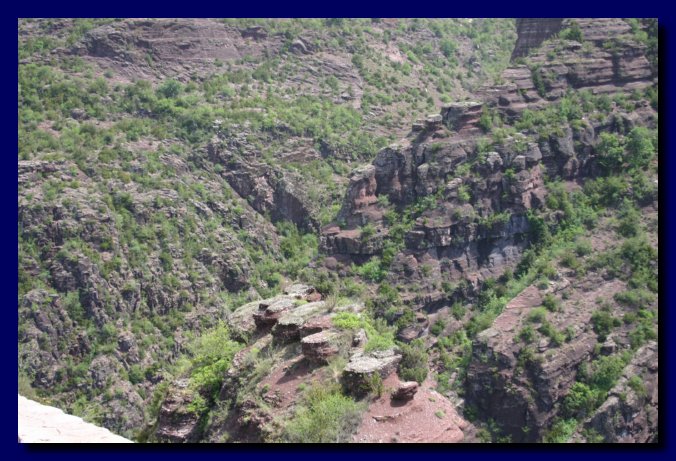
391,381,419,401
271,301,326,343
253,296,295,329
301,330,342,364
342,348,402,397
352,328,368,348
300,314,333,338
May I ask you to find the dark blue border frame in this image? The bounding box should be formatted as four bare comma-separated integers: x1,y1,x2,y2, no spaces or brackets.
4,3,673,460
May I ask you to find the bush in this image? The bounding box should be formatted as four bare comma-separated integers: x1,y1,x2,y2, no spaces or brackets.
543,419,578,443
398,339,429,384
360,223,376,241
575,239,593,257
591,309,620,341
188,322,243,398
364,332,395,352
613,288,655,309
596,132,625,173
430,319,445,336
559,21,583,42
128,364,144,385
156,79,182,99
542,293,560,312
354,257,386,282
332,312,363,330
563,382,602,418
527,307,548,323
283,385,364,443
518,325,536,344
582,354,630,393
626,127,655,170
616,200,641,237
627,375,647,398
538,321,565,346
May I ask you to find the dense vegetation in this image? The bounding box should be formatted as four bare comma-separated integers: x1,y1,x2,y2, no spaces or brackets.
18,18,657,443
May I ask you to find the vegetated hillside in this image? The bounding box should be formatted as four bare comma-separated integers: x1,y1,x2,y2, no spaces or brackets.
17,18,658,443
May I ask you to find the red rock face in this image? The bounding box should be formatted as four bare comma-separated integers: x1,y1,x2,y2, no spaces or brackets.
489,18,655,121
511,18,564,60
321,18,656,314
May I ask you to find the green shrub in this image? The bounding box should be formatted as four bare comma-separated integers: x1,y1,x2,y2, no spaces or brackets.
626,127,656,170
582,353,630,393
518,325,536,344
591,309,620,341
188,322,243,397
364,332,395,352
398,339,429,384
596,132,625,173
283,385,364,443
332,312,363,330
543,418,578,443
527,307,548,323
430,319,445,336
538,320,564,346
128,364,144,385
575,240,593,257
627,375,647,398
156,79,183,99
542,293,560,312
613,289,655,309
616,201,641,237
354,257,386,282
360,223,376,240
559,21,583,42
563,382,602,418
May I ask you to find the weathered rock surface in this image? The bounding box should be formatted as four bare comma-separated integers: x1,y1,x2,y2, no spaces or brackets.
342,348,402,397
488,19,655,121
207,137,320,233
464,275,630,442
353,374,472,443
272,301,327,342
156,379,202,443
390,381,419,401
70,19,284,82
583,342,658,443
301,330,342,364
511,18,563,60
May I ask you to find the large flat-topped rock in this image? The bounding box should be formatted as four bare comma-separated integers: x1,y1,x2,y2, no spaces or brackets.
18,395,132,443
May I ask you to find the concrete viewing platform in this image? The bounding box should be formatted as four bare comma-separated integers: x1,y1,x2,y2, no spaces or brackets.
18,395,132,443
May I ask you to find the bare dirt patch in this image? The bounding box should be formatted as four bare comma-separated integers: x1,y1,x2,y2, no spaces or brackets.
352,373,470,443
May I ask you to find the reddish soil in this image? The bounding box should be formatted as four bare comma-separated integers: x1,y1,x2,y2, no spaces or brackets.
352,373,469,443
258,354,323,410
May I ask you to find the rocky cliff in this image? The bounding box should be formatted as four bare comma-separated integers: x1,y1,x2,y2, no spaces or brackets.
18,18,657,444
321,17,656,313
511,18,563,60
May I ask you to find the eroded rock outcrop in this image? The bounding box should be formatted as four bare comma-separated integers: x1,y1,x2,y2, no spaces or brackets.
207,137,320,232
487,19,655,121
583,342,658,443
156,379,203,443
342,348,402,397
464,275,632,442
